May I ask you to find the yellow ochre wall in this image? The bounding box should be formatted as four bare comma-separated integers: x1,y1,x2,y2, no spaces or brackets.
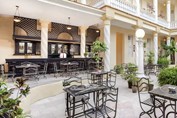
0,16,41,64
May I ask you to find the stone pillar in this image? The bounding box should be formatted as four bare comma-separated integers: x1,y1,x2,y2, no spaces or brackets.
167,0,171,22
153,0,158,21
167,36,171,60
134,28,139,66
40,20,49,58
175,1,177,21
136,0,140,15
80,0,86,4
137,39,144,74
153,33,158,64
80,26,88,57
103,19,111,71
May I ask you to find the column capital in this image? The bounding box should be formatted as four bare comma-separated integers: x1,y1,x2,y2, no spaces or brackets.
167,0,171,4
39,20,50,28
79,26,88,31
153,32,158,36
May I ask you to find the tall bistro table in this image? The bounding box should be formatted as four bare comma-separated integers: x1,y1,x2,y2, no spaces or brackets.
149,85,177,118
63,84,108,118
90,71,109,86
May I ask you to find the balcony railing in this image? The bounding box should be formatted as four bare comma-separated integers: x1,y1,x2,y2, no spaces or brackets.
110,0,137,14
158,17,169,28
171,21,177,29
72,0,175,29
140,8,155,22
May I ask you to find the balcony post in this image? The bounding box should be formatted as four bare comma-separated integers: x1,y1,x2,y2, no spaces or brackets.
80,0,86,4
40,20,49,58
104,0,110,6
79,26,88,57
136,0,140,15
167,0,171,22
153,0,158,21
153,33,158,64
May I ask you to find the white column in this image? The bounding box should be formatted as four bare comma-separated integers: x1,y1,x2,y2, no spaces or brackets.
80,26,88,57
103,19,111,71
153,0,158,21
175,2,177,21
135,36,139,66
40,20,49,58
167,0,171,22
80,0,86,4
167,36,171,60
153,33,158,64
136,0,140,15
137,39,144,74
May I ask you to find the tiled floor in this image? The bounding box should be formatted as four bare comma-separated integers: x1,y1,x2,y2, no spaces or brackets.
29,73,159,118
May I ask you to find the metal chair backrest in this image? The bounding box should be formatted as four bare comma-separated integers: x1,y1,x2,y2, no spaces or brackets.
137,77,150,107
63,76,82,87
108,70,117,88
104,87,119,118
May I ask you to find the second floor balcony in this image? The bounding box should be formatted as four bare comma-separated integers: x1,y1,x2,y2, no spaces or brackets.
75,0,177,29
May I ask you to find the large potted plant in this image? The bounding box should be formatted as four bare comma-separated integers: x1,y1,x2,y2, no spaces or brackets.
0,78,30,118
123,63,138,93
92,40,107,70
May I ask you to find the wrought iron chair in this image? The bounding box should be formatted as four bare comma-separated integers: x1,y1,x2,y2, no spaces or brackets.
82,87,119,118
137,77,165,118
53,62,65,77
23,67,39,80
1,64,16,82
63,76,90,116
107,70,117,88
38,62,48,79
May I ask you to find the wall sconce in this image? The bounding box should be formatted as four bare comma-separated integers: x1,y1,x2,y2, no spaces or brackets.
14,6,21,22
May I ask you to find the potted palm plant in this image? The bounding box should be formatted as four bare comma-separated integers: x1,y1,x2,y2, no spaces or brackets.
91,40,107,70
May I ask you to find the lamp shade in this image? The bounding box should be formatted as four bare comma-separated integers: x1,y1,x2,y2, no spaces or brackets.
135,29,145,38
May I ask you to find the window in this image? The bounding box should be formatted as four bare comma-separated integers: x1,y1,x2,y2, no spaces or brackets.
15,40,40,55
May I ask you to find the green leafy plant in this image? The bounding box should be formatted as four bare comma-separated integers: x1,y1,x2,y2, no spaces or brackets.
158,67,177,86
114,65,123,74
0,78,30,118
92,40,107,69
123,63,138,86
84,52,88,57
161,40,177,64
157,57,169,69
146,51,154,65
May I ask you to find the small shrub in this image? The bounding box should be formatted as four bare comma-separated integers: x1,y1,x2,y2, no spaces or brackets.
158,67,177,86
114,65,123,74
157,57,169,69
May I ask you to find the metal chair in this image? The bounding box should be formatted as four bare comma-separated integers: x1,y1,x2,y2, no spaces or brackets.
63,76,90,116
82,87,119,118
137,77,165,118
38,63,48,79
23,67,39,80
107,70,117,88
53,62,65,77
1,64,16,82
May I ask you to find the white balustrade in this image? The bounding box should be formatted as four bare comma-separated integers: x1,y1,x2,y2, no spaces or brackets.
170,21,177,29
158,17,169,28
110,0,137,14
87,0,104,8
140,8,155,22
